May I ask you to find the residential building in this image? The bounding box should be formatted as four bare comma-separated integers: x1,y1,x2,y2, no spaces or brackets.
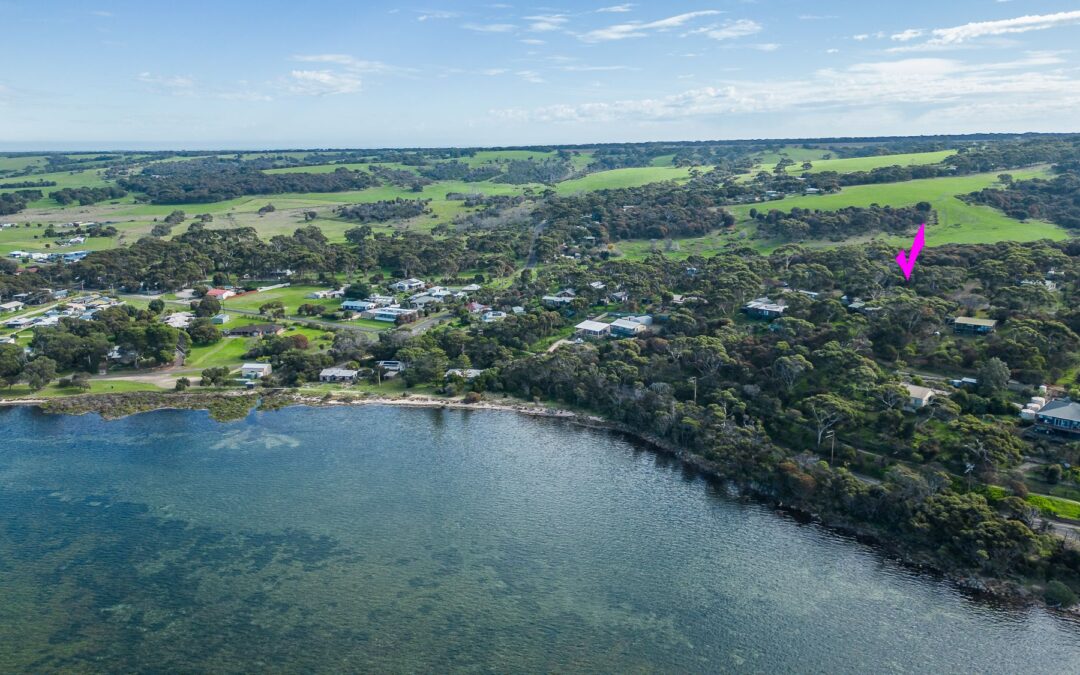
241,363,272,379
903,384,937,409
211,313,231,325
163,312,194,329
0,301,25,313
376,360,404,372
61,250,88,263
542,295,575,307
319,367,359,383
575,319,611,338
226,324,284,337
466,301,490,314
1035,399,1080,435
390,278,425,292
461,284,482,292
953,317,997,334
445,368,483,380
610,315,652,337
409,295,440,309
511,306,525,315
5,316,33,329
361,307,418,323
307,288,344,300
366,295,396,307
481,310,507,323
342,299,378,312
205,288,236,300
743,297,786,319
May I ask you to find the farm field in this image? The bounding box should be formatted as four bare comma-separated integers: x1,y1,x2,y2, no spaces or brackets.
728,167,1069,247
555,166,695,194
782,150,956,174
611,167,1072,261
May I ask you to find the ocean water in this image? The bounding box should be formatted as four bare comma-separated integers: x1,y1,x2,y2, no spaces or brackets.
1,404,1079,673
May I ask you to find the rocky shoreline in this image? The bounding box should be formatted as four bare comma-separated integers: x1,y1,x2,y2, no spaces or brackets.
1,388,1071,614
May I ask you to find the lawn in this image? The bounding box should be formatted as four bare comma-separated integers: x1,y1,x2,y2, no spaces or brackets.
781,150,957,175
185,337,251,369
555,166,696,194
0,378,163,399
728,167,1070,247
220,285,343,314
0,155,49,174
1027,494,1080,521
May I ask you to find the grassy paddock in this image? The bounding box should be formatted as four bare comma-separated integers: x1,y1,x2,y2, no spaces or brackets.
555,166,696,194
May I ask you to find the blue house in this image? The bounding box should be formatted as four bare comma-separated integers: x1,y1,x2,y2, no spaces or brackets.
1036,399,1080,436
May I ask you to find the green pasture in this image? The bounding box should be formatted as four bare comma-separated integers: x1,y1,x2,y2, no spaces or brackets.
555,166,696,194
783,150,957,175
729,168,1069,247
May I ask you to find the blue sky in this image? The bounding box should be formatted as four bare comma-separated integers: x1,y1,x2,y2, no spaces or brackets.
1,1,1079,149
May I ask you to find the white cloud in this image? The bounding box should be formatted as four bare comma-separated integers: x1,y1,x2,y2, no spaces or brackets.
698,19,762,41
137,72,271,101
520,38,546,45
416,10,459,21
897,10,1080,47
291,54,404,74
580,10,722,42
492,55,1080,123
750,43,780,51
558,64,638,71
891,28,924,42
287,70,362,95
137,72,195,90
90,10,112,17
481,68,509,75
826,48,840,54
596,4,634,12
516,70,545,83
463,22,516,33
525,14,568,32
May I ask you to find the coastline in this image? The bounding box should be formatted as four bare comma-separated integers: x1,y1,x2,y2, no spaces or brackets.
1,389,1070,614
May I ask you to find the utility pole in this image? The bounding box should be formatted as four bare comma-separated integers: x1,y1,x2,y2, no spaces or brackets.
826,430,836,464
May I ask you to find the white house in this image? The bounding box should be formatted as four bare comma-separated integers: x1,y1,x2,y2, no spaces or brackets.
163,312,194,329
610,316,651,337
445,368,484,380
320,367,359,383
575,320,610,338
542,295,575,307
211,313,231,325
0,301,25,313
903,384,937,409
362,307,419,323
307,288,344,300
366,295,396,307
461,284,482,292
376,360,405,372
241,363,272,379
390,278,425,292
342,299,377,312
481,310,507,323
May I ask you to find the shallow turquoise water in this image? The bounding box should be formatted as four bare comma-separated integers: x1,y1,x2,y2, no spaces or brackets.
1,404,1079,672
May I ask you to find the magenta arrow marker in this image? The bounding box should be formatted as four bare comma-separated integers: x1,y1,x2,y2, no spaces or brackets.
896,222,925,280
